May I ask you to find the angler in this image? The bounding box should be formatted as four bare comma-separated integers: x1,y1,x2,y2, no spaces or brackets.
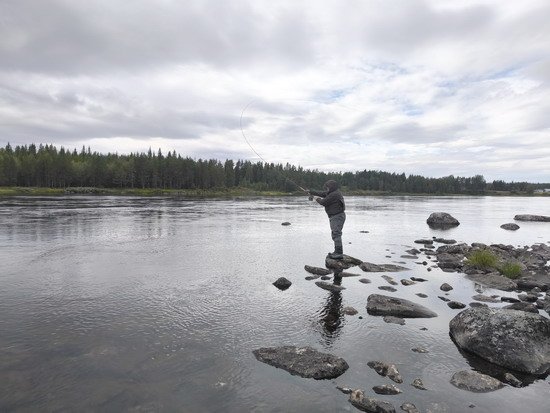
309,180,346,260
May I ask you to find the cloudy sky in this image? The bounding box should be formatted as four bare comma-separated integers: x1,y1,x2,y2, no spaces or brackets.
1,0,549,181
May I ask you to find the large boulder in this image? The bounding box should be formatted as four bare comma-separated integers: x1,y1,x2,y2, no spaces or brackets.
449,308,550,375
427,212,460,228
367,294,437,318
514,214,550,222
252,346,348,379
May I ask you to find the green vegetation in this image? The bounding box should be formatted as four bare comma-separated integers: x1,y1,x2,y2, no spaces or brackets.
0,143,547,195
465,250,498,270
466,249,523,279
498,262,523,279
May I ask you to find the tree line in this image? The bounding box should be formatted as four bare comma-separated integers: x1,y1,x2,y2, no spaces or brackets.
0,143,546,194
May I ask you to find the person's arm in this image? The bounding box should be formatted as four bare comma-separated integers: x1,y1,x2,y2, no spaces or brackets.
309,189,327,197
316,191,337,206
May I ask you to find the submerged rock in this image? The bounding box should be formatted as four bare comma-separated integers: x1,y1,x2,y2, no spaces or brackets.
450,370,504,392
367,294,437,318
500,223,520,231
367,361,403,383
383,316,405,325
349,390,396,413
411,378,427,390
412,347,429,353
360,262,410,272
472,294,500,303
252,346,348,379
344,306,358,315
449,307,550,375
315,281,345,292
304,265,332,276
401,403,420,413
272,277,292,290
514,214,550,222
382,275,398,285
427,212,460,228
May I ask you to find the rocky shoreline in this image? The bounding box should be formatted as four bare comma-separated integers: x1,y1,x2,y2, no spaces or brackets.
256,212,550,412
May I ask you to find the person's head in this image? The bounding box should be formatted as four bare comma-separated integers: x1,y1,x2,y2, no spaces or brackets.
324,180,339,193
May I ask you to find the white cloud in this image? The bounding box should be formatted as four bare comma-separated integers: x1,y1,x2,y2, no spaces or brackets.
0,0,549,181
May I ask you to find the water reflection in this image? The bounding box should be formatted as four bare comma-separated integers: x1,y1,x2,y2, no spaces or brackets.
317,270,345,346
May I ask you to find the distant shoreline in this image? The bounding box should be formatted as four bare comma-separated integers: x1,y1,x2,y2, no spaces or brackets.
1,186,549,198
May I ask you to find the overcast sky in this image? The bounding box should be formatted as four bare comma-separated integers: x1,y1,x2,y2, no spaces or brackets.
1,0,549,181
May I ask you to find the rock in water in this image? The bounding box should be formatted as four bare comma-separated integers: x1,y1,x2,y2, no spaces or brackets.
426,212,460,228
503,372,522,388
514,214,550,222
440,283,453,291
500,223,520,231
360,262,410,272
383,316,405,325
252,346,348,379
315,281,346,292
466,272,518,291
367,361,403,383
373,384,402,395
447,301,466,309
401,403,420,413
450,370,504,393
281,222,291,226
411,378,427,390
349,389,396,413
344,306,358,315
272,277,292,290
367,294,438,318
304,265,332,275
449,307,550,375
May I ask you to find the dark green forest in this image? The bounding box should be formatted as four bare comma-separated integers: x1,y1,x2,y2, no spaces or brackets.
0,143,546,194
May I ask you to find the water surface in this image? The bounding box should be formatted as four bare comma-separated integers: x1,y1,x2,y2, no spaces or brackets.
1,196,549,412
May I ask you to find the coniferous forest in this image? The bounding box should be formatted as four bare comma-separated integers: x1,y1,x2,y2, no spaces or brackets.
0,143,546,195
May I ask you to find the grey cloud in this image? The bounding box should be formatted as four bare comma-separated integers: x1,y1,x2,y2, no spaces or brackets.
0,0,315,75
375,121,465,144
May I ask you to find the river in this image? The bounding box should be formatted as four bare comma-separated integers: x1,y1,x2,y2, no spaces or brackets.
1,196,549,412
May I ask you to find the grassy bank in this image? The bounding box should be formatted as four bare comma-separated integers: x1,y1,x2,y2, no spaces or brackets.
0,186,548,197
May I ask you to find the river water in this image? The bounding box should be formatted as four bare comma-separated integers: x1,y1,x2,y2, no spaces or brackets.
0,196,549,412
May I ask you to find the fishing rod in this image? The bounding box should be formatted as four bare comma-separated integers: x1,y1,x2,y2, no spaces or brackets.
240,100,308,194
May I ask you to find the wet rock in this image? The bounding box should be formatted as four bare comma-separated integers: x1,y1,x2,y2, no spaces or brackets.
382,275,399,285
438,296,450,302
383,316,405,325
344,306,358,315
472,294,500,303
325,257,353,270
401,279,416,286
252,346,349,379
440,283,453,291
304,265,332,276
449,307,550,374
501,223,520,231
315,281,345,292
502,302,539,313
447,301,466,309
416,293,428,298
517,278,548,291
400,255,418,259
450,370,504,392
360,262,410,272
411,277,428,282
359,278,372,284
373,384,402,395
503,372,522,388
281,222,291,226
379,286,398,292
411,378,427,390
436,253,464,270
360,230,370,233
500,296,520,303
411,347,429,353
400,403,420,413
406,248,421,255
349,389,396,413
469,302,488,308
320,275,331,281
367,294,438,318
434,237,457,244
427,212,460,228
514,214,550,222
425,403,450,413
273,277,292,290
341,271,361,277
518,293,539,303
305,274,322,281
414,239,434,245
437,243,470,255
337,386,353,394
367,361,403,383
467,272,518,291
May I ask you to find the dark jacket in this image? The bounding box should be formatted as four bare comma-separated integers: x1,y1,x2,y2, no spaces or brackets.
310,180,345,217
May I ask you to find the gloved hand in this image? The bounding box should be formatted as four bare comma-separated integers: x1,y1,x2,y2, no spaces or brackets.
308,195,314,201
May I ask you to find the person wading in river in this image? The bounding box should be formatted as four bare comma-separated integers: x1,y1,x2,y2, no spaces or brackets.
309,180,346,260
